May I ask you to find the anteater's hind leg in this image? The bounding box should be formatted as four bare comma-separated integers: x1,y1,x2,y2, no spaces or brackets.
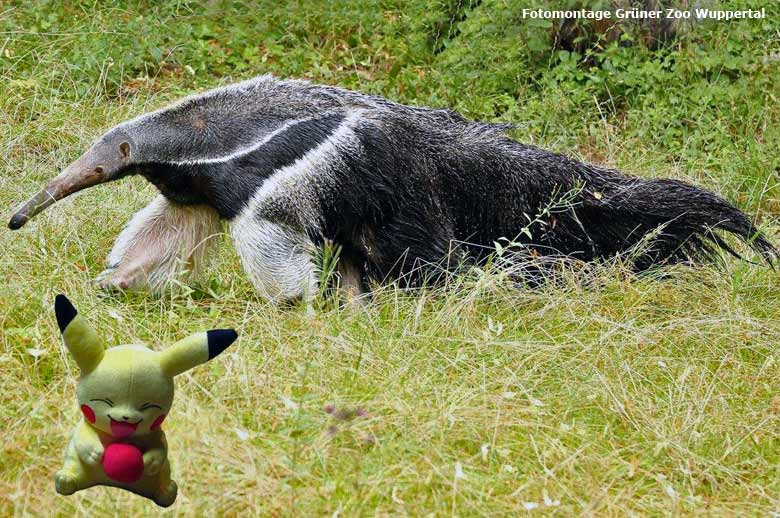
335,253,368,307
229,215,319,306
97,195,222,294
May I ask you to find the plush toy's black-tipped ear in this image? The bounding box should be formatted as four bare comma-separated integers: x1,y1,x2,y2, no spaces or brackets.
160,329,239,377
55,294,78,332
54,294,104,373
207,329,239,359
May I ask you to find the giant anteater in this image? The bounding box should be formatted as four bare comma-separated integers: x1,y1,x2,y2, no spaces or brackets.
8,75,776,302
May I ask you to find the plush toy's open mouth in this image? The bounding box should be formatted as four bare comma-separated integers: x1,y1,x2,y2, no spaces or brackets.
109,417,141,438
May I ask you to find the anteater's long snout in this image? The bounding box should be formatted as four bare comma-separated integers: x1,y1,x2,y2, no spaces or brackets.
8,165,106,230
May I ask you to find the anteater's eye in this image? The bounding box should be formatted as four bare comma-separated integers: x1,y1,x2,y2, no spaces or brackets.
94,165,104,175
140,402,162,411
90,398,114,407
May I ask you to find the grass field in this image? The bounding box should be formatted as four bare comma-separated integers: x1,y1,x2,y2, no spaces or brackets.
2,1,780,516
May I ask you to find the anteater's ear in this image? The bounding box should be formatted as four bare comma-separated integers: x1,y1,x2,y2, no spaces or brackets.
55,295,104,374
159,329,238,377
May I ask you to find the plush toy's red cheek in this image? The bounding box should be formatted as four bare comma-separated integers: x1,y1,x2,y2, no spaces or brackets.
151,414,166,431
81,404,96,424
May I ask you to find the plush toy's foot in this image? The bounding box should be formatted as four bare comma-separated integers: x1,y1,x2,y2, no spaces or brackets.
54,470,80,495
154,480,178,507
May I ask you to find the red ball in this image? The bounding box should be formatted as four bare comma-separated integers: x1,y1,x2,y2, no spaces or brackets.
102,443,144,484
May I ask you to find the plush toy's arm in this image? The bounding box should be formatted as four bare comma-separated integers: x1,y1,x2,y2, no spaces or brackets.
72,420,104,465
143,430,168,476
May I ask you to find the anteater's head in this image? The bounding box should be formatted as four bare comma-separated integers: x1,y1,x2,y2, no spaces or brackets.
8,129,136,230
7,75,353,229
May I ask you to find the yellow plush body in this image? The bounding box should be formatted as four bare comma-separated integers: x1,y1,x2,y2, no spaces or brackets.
53,295,238,507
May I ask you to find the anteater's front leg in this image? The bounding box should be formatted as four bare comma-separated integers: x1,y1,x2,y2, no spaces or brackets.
97,195,221,294
229,215,319,305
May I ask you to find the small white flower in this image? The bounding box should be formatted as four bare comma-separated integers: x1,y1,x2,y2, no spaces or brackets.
543,494,560,507
658,360,668,368
487,317,504,336
502,391,516,399
481,443,489,461
529,397,545,407
454,462,466,480
523,502,539,510
107,309,123,322
665,485,676,498
281,396,300,411
234,428,249,441
502,464,516,473
26,348,46,358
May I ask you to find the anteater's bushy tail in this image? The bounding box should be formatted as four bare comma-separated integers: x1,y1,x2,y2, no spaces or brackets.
573,172,778,270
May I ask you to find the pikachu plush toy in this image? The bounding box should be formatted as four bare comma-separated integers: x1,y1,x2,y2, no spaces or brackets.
52,295,238,507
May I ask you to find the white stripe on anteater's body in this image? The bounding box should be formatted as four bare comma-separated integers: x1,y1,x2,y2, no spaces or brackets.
164,116,316,167
10,74,777,301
